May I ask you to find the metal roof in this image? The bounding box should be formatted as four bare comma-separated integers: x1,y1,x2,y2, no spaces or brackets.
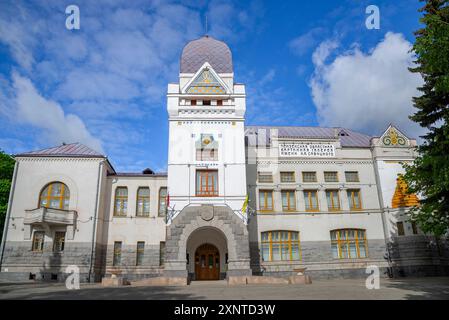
15,143,105,158
180,36,233,73
245,126,372,148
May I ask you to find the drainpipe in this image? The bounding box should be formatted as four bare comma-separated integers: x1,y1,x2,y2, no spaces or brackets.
371,151,393,276
0,161,19,271
87,159,104,283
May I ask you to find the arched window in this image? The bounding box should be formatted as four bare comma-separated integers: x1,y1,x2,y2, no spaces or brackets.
330,229,368,259
261,231,301,262
114,187,128,216
158,187,167,217
136,187,150,217
39,182,70,210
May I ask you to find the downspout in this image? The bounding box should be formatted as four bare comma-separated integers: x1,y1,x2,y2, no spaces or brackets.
87,159,104,283
371,151,393,276
0,161,19,271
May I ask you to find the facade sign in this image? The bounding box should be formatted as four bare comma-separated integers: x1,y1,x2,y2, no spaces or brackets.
279,143,335,158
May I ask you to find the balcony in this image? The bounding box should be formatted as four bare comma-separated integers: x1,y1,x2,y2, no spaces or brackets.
24,207,77,226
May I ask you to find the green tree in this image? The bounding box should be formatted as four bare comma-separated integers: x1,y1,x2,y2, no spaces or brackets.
0,150,15,241
404,0,449,237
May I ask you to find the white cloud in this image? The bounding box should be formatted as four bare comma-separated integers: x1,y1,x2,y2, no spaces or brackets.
289,27,326,57
11,72,103,153
310,32,424,138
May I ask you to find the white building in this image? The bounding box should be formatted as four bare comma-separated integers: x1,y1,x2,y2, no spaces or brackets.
1,36,447,283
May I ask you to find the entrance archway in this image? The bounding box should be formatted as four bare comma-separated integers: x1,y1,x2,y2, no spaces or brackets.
195,243,220,280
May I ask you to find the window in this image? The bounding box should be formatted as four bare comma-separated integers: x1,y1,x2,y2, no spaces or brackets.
203,100,211,106
217,100,223,106
159,242,166,266
32,231,44,252
331,229,368,259
411,221,418,235
191,100,197,106
302,172,317,182
397,222,405,236
158,187,167,217
114,187,128,216
280,172,295,183
282,190,296,211
258,172,273,183
113,241,122,266
304,190,319,211
259,190,273,211
136,241,145,266
53,232,65,252
347,189,362,210
196,148,218,161
39,182,70,210
345,171,360,182
324,171,338,182
196,170,218,196
326,190,341,211
261,231,301,261
136,187,150,217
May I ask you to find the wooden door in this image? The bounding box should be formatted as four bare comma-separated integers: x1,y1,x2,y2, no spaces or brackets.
195,244,220,280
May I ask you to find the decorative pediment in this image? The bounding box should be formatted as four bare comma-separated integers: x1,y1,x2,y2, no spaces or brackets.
380,125,410,147
195,134,218,149
182,63,229,95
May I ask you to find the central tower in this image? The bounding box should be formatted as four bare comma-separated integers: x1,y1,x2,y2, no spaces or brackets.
166,35,247,219
165,36,251,281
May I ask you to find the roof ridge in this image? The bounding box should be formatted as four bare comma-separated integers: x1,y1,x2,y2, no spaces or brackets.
15,142,104,158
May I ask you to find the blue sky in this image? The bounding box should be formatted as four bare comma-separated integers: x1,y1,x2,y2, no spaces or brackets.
0,0,425,172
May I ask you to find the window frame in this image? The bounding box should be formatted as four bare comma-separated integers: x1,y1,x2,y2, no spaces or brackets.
136,241,145,266
258,172,273,183
347,189,362,211
39,182,70,210
302,171,317,183
345,171,360,183
158,187,167,217
261,231,301,262
53,231,65,252
136,187,150,217
330,229,368,259
324,171,339,182
326,189,341,211
113,241,122,266
281,190,296,212
280,171,295,183
159,241,166,266
196,148,218,161
32,231,45,252
303,190,319,212
113,187,128,217
259,189,274,212
196,170,219,197
397,221,405,236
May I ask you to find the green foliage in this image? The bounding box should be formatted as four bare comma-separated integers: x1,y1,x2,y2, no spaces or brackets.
404,0,449,237
0,150,15,241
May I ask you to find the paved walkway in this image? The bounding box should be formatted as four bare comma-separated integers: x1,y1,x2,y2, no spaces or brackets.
1,277,449,300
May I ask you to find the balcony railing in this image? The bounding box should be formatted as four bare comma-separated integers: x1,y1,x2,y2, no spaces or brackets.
24,207,77,226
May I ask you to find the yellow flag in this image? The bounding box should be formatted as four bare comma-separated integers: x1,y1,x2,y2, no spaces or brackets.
241,195,249,214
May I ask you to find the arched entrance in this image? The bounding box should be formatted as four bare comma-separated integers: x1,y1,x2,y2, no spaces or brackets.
195,243,220,280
